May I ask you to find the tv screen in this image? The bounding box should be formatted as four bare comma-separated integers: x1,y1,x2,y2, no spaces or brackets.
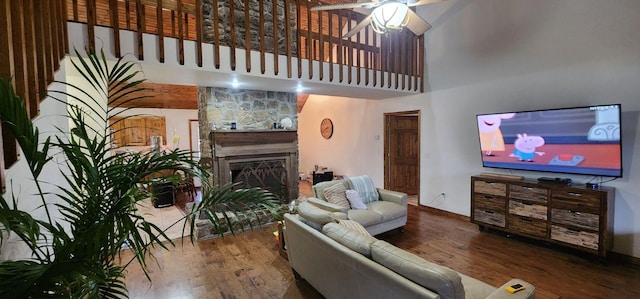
476,104,622,177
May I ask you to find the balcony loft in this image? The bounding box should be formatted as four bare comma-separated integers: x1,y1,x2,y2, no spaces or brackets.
65,0,426,99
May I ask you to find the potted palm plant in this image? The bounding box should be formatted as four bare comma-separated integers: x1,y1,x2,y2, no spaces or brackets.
0,49,281,298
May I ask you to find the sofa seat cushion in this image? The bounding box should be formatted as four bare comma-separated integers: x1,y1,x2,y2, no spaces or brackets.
366,201,407,222
348,209,383,227
322,222,378,258
459,274,496,298
371,241,465,299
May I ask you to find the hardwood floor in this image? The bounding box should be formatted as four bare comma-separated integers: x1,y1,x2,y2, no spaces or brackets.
119,199,640,299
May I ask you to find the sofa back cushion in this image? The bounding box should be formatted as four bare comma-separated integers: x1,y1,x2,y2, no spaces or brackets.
371,241,465,299
322,222,378,258
297,201,341,230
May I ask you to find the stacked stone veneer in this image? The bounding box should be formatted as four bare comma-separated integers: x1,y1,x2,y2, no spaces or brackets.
197,87,297,171
202,0,297,55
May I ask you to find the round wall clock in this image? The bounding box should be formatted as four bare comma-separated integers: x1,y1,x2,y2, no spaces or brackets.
320,118,334,139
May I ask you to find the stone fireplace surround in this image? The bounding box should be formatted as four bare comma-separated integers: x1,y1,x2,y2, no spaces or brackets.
192,130,298,240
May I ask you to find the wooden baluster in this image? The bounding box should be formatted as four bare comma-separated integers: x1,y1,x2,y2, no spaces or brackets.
372,30,377,87
419,35,424,92
364,26,369,87
110,0,122,58
306,0,312,79
195,0,202,67
33,0,49,94
135,0,144,60
23,0,39,117
126,0,132,29
243,0,251,72
58,0,68,56
177,0,184,65
272,0,278,75
0,0,14,83
381,34,386,88
11,1,31,116
296,0,301,78
346,13,352,84
50,0,61,70
328,10,333,82
400,32,406,90
259,0,265,74
408,34,414,91
72,0,79,20
155,0,164,62
356,21,360,85
284,0,291,78
229,0,236,70
318,9,323,81
337,10,342,83
212,0,220,69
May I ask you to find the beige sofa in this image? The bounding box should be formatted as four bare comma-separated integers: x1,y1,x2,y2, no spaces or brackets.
284,207,536,299
309,179,408,236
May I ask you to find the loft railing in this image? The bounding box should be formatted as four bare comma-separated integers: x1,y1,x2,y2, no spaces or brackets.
65,0,424,90
1,0,69,192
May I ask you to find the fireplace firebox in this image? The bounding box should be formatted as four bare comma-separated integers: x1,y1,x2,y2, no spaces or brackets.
210,130,298,203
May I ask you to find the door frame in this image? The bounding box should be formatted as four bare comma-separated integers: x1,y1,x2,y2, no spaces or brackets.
383,110,421,199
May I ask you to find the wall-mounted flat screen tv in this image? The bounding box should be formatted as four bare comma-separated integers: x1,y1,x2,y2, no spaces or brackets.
476,104,622,177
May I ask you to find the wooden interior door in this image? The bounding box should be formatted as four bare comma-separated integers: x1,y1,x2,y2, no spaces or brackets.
384,112,420,195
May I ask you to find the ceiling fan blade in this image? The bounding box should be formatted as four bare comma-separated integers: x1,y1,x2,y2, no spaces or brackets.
406,0,448,7
404,9,432,35
310,2,379,11
343,15,373,39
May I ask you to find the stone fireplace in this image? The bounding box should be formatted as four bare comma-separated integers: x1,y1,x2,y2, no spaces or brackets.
210,130,298,203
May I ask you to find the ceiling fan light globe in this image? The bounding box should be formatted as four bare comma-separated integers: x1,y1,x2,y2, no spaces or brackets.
371,2,410,33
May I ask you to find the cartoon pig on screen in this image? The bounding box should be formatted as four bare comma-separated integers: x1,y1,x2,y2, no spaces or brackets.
510,133,546,162
478,113,515,156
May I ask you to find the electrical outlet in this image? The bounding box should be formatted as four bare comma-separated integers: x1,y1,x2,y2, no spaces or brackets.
441,192,446,199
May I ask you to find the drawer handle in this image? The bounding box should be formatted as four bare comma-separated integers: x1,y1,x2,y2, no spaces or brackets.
522,202,534,206
520,217,533,223
567,192,582,197
568,210,581,215
524,187,534,190
484,210,495,214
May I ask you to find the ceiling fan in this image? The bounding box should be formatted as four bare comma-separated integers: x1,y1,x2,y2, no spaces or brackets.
310,0,445,38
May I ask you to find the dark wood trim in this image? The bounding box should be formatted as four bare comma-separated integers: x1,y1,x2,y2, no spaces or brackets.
177,0,184,65
195,0,202,67
111,0,122,58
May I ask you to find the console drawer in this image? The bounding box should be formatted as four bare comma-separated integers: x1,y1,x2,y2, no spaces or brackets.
474,180,507,197
474,194,506,213
509,216,547,238
551,190,600,214
551,208,599,232
473,209,506,228
509,200,547,220
510,184,548,204
551,225,599,250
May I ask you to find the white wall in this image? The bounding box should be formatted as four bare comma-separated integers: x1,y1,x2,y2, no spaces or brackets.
0,64,70,260
298,0,640,258
298,95,374,177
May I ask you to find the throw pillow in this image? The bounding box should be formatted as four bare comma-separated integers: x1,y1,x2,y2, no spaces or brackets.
338,219,371,236
348,175,379,204
345,190,367,210
323,182,351,210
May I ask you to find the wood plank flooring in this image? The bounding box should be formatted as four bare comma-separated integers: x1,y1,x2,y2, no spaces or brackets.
119,203,640,299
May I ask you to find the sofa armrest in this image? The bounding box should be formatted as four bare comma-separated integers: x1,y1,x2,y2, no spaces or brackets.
377,189,408,207
486,279,535,299
306,197,349,214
